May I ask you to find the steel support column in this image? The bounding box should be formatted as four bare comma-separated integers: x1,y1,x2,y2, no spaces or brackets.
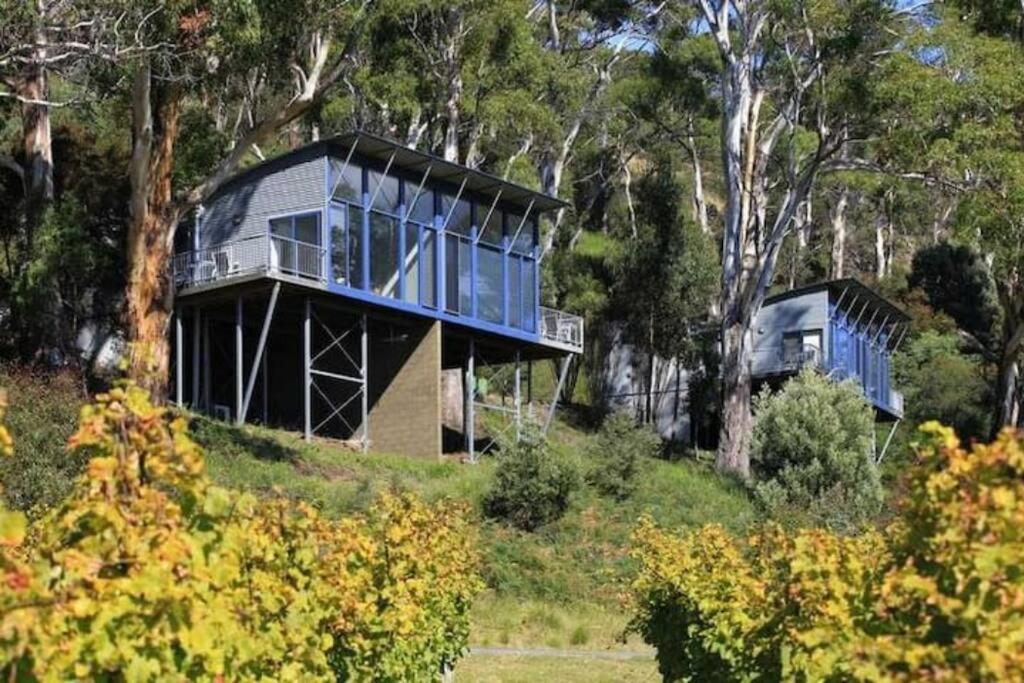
174,308,183,407
877,420,901,465
303,298,312,441
544,355,573,436
361,314,369,453
240,282,280,423
191,307,200,408
466,338,476,461
202,315,211,412
514,351,522,440
235,298,243,424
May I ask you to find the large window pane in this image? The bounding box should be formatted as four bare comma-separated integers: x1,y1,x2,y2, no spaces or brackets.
508,256,521,328
422,230,437,308
442,194,472,235
270,217,291,237
368,169,400,213
459,240,472,314
478,245,503,324
330,205,348,285
294,214,320,245
480,206,503,245
330,158,362,201
403,223,419,305
370,211,399,298
349,206,365,289
407,187,435,225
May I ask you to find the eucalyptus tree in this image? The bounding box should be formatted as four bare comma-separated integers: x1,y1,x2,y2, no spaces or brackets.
114,0,371,394
679,0,896,476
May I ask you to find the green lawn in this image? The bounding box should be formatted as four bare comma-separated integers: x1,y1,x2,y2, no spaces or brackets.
456,652,659,682
194,409,755,669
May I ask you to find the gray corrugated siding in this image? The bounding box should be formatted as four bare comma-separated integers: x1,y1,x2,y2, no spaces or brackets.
752,290,829,376
200,155,325,248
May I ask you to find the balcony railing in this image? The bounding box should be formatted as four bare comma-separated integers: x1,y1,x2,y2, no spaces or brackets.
173,235,326,289
781,344,822,372
540,306,584,352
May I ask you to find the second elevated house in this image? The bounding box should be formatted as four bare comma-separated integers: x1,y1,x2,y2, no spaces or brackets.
751,278,909,422
170,132,582,460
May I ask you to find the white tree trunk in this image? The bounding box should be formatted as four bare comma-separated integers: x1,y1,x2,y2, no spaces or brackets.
829,186,849,278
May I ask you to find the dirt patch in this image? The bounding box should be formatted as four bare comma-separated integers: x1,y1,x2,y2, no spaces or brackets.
292,458,358,482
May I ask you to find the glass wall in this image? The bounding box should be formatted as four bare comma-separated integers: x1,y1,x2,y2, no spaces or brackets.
325,154,541,334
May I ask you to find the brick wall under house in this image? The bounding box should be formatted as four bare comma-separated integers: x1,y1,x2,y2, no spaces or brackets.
367,320,442,459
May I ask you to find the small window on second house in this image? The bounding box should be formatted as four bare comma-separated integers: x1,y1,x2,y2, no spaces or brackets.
269,213,321,245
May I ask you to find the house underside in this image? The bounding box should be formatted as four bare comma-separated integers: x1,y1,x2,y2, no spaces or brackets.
173,276,575,461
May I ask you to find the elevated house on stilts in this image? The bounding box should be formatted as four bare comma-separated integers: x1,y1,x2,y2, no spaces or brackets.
751,278,910,462
169,132,582,461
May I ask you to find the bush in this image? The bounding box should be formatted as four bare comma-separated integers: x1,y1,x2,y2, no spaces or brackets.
629,423,1024,682
483,426,580,531
0,364,86,515
751,369,882,528
0,382,482,681
893,330,990,439
586,411,660,500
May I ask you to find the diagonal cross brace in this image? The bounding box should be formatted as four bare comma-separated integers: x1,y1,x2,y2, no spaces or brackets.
239,282,280,424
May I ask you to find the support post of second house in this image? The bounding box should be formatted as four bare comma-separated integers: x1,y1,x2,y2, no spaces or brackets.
174,307,183,407
466,338,476,462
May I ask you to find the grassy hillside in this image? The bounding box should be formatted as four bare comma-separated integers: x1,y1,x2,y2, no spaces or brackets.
192,412,755,661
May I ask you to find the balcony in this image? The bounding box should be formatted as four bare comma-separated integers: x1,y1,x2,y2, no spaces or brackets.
540,307,584,353
173,236,584,354
173,235,326,290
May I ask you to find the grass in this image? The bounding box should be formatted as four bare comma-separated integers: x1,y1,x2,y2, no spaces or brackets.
193,406,756,661
456,653,659,682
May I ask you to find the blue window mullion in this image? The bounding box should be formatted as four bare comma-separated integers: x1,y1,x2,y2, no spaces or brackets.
418,224,425,306
470,226,479,319
398,180,406,302
361,168,370,291
435,194,445,312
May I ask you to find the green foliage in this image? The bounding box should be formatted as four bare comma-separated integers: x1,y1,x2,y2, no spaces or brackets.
751,369,882,529
0,382,482,681
629,424,1024,681
611,153,719,362
909,243,999,350
483,426,581,531
0,365,85,516
894,330,990,439
585,411,659,501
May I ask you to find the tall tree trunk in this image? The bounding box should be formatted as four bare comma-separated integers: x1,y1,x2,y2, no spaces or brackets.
19,47,53,232
874,212,888,280
125,64,183,397
994,291,1024,434
441,10,464,163
829,186,849,278
685,124,709,235
718,320,753,477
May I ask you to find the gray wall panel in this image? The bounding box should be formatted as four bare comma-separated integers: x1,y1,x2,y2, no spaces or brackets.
199,155,326,248
752,290,829,376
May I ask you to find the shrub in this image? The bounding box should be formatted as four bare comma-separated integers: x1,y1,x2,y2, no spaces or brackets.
586,411,660,500
0,364,86,515
0,382,482,681
483,426,580,531
751,368,881,528
629,423,1024,681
